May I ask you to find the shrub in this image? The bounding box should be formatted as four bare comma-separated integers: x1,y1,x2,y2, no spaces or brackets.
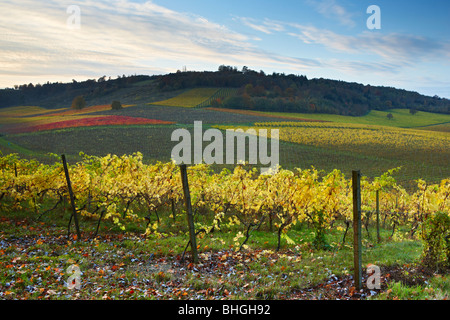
111,100,123,110
71,95,86,110
421,211,450,268
311,209,331,250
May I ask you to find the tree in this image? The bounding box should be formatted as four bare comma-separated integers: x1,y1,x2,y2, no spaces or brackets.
71,95,86,110
244,83,254,96
386,113,393,120
409,108,418,115
111,100,123,110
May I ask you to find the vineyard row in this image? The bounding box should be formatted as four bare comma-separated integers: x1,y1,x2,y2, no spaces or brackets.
0,152,448,252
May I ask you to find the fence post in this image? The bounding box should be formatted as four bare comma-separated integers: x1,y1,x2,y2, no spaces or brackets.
376,190,380,243
61,154,81,240
179,164,198,264
352,170,362,290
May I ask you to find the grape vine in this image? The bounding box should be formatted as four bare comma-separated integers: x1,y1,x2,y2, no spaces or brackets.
1,152,448,255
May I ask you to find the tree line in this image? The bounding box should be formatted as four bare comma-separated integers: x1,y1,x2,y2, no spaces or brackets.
159,66,450,116
0,75,152,109
1,66,449,116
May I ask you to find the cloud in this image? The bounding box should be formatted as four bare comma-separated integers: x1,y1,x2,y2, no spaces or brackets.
234,13,450,66
0,0,331,88
288,24,450,62
305,0,356,27
0,0,279,86
1,0,448,98
235,17,285,35
235,15,450,73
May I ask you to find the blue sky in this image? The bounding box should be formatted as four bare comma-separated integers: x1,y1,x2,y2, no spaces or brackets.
1,0,449,98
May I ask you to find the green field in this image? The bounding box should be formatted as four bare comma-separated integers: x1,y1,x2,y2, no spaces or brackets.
417,123,450,132
252,108,450,129
148,88,222,107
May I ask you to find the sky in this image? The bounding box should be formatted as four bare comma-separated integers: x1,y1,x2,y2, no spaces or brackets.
1,0,449,98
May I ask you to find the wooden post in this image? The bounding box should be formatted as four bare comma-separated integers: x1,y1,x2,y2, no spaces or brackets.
376,190,380,243
179,164,198,264
352,170,362,290
61,154,81,240
13,163,18,191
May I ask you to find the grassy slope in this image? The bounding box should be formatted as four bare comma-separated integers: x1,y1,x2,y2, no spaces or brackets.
0,105,66,117
252,108,450,128
148,88,221,107
416,123,450,133
0,136,40,157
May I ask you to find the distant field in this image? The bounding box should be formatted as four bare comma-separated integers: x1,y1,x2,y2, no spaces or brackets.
1,104,449,190
206,107,326,122
44,104,135,116
4,122,449,189
0,104,169,134
416,123,450,133
3,126,178,164
0,105,66,117
215,122,450,188
0,136,39,157
148,88,221,107
243,108,450,128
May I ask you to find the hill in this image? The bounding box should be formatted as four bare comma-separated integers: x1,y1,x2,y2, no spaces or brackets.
1,66,449,116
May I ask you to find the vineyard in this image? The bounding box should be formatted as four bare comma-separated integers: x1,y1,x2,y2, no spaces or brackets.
147,88,238,108
148,88,222,108
1,104,450,300
195,88,238,108
1,152,448,257
215,122,450,189
0,104,177,135
246,108,450,129
251,121,450,161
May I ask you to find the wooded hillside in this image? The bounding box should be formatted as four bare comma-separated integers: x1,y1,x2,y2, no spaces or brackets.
1,66,449,116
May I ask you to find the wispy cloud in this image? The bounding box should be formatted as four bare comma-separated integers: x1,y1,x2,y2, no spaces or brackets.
0,0,332,87
0,0,278,86
305,0,356,27
235,17,285,35
288,24,450,62
234,13,450,65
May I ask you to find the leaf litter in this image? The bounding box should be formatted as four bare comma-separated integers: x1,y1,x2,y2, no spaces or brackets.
0,216,446,300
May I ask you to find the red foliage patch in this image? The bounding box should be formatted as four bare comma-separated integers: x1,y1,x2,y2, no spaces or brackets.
13,116,174,133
